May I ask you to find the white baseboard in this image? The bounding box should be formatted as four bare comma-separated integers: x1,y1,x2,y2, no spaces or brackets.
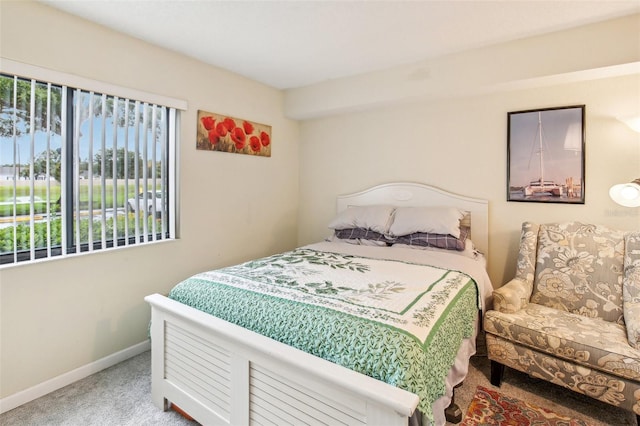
0,340,151,414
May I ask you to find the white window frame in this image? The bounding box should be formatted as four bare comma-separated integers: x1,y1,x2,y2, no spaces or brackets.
0,59,186,266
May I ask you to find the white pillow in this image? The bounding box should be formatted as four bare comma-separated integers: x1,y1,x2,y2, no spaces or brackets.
327,205,395,234
388,206,464,238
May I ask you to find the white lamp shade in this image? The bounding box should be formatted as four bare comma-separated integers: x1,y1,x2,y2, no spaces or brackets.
609,181,640,207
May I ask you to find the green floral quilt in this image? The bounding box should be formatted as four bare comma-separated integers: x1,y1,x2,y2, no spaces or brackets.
169,247,480,421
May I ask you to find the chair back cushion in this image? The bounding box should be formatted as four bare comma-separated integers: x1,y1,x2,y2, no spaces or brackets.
530,222,625,323
624,231,640,349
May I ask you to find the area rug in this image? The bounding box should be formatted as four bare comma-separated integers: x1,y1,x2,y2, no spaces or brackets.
461,386,590,426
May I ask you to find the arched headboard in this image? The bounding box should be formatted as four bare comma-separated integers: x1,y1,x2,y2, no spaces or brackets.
336,182,489,259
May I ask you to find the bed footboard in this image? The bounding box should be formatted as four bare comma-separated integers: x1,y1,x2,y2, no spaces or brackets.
145,293,420,426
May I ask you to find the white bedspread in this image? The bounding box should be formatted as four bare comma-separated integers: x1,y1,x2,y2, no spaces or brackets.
306,241,493,313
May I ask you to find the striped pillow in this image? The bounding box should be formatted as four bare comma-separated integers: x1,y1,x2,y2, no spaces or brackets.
393,226,470,251
333,228,390,244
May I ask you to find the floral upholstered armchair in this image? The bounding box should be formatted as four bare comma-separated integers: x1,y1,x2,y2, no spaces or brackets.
484,222,640,424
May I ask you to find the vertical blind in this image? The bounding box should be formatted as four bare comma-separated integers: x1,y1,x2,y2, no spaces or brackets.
0,73,177,265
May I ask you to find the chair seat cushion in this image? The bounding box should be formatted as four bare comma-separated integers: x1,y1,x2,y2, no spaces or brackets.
485,303,640,382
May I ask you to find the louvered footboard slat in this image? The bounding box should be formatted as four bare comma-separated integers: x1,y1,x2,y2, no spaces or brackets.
250,365,364,425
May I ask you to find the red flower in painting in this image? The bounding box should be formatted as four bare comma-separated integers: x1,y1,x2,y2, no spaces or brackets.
201,116,216,131
249,135,261,152
215,122,228,137
243,121,254,135
208,129,219,145
260,131,270,147
223,117,236,132
231,127,246,150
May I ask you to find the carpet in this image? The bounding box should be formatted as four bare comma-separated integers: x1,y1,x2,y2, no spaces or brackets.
461,386,590,426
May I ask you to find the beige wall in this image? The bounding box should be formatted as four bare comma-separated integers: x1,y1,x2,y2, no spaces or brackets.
297,74,640,287
285,14,640,119
295,12,640,289
0,2,299,398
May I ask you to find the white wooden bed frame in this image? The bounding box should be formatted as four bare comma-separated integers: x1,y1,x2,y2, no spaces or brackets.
146,182,489,426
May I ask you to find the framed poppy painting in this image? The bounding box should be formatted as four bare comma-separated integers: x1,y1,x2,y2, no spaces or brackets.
197,110,271,157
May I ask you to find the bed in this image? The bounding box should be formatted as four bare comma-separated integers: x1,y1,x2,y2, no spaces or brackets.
145,182,492,426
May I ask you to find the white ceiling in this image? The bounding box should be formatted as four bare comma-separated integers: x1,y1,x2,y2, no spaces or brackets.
41,0,640,90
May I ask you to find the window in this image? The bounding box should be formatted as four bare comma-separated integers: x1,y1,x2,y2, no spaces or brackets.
0,70,178,265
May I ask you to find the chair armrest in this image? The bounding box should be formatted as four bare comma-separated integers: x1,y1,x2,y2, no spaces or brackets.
492,278,532,313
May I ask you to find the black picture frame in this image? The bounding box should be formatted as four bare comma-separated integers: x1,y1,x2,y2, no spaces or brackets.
507,105,585,204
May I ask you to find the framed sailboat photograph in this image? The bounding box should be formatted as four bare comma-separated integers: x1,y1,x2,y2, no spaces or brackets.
507,105,585,204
